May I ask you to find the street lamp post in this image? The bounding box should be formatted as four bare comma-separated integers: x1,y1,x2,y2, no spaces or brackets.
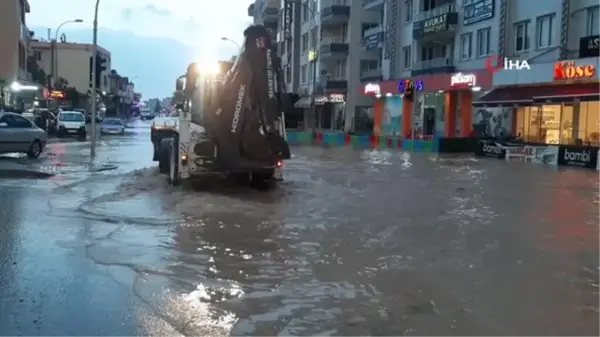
290,0,318,132
220,37,241,50
51,19,83,87
90,0,100,158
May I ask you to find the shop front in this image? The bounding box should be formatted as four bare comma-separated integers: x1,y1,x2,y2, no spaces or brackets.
293,93,346,130
363,69,493,139
473,56,600,169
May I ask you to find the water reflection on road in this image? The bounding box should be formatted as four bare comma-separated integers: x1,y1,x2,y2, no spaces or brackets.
0,127,597,336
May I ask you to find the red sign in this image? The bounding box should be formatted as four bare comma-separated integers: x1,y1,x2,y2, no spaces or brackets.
554,62,596,80
48,90,66,100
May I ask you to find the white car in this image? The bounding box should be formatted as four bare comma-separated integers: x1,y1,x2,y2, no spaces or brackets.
56,111,86,139
0,112,47,158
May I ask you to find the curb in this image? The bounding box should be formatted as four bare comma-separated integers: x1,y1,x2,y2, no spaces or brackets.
89,164,119,172
0,169,54,179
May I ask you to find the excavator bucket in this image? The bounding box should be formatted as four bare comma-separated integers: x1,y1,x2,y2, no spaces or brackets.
210,24,291,171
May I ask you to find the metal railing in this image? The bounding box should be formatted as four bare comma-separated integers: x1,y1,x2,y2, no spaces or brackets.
414,3,456,22
320,36,347,44
362,0,384,7
363,25,383,38
412,57,454,70
360,68,382,78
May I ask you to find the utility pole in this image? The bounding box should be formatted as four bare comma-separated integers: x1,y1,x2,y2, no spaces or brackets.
90,0,100,157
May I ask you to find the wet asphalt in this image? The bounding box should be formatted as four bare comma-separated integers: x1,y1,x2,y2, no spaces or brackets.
0,120,598,336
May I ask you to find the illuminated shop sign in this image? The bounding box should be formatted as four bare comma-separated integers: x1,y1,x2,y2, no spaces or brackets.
364,83,381,95
450,73,476,88
398,79,424,93
48,90,66,99
554,61,597,80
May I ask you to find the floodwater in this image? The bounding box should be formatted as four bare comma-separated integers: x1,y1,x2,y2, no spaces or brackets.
0,124,597,336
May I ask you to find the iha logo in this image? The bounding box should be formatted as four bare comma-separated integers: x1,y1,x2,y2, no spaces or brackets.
485,55,531,73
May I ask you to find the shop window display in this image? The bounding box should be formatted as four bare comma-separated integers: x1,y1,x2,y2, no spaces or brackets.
514,102,599,146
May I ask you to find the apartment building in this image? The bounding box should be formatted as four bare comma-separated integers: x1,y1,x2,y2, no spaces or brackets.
362,0,599,140
0,0,34,107
248,0,279,40
31,41,112,95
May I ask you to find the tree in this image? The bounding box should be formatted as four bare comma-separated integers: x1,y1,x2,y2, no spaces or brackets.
55,77,69,90
64,87,81,108
27,55,46,86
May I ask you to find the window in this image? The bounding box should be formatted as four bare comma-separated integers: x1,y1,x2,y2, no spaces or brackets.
460,33,473,60
301,33,308,52
403,46,412,69
302,1,309,22
286,66,292,84
514,103,600,146
359,60,378,71
301,64,308,83
514,21,530,52
536,15,554,48
421,46,433,60
423,0,434,11
405,0,413,22
0,115,32,128
335,60,347,78
59,113,85,122
476,27,491,57
587,6,600,35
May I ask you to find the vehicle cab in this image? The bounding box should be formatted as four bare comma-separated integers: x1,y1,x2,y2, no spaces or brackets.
56,111,86,138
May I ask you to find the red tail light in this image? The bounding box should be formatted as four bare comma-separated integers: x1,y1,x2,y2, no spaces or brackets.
276,160,283,168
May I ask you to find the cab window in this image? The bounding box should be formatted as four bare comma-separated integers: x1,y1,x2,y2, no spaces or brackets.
0,115,32,128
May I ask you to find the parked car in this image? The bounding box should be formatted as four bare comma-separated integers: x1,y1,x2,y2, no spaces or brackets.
55,111,86,139
100,118,125,135
0,112,47,158
140,109,154,120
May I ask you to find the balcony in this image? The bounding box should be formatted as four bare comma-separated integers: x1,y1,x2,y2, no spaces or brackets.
411,57,455,76
363,0,384,11
360,68,382,81
414,3,456,22
320,79,348,92
362,26,384,50
321,2,350,26
319,38,349,60
263,6,279,23
20,24,31,43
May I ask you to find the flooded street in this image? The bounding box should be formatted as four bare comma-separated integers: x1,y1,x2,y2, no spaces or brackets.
0,121,598,336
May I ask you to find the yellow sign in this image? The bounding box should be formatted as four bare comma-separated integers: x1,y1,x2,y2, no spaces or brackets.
308,50,317,62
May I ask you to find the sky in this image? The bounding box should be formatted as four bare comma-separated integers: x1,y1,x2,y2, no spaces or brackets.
27,0,252,98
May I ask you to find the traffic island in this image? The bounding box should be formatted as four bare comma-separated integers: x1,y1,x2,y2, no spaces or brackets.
0,161,54,179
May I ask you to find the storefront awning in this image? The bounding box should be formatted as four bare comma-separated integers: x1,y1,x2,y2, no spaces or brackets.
294,96,311,108
473,83,600,107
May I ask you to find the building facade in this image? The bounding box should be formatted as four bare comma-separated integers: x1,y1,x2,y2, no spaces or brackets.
363,0,599,141
0,0,35,107
31,41,112,95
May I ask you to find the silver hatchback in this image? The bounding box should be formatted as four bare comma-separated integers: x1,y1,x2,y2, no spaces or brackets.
0,112,47,158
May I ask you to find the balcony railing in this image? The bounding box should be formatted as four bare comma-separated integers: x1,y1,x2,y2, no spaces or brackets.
362,25,383,38
363,0,384,7
414,3,456,22
320,36,347,44
360,68,382,79
412,57,454,70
